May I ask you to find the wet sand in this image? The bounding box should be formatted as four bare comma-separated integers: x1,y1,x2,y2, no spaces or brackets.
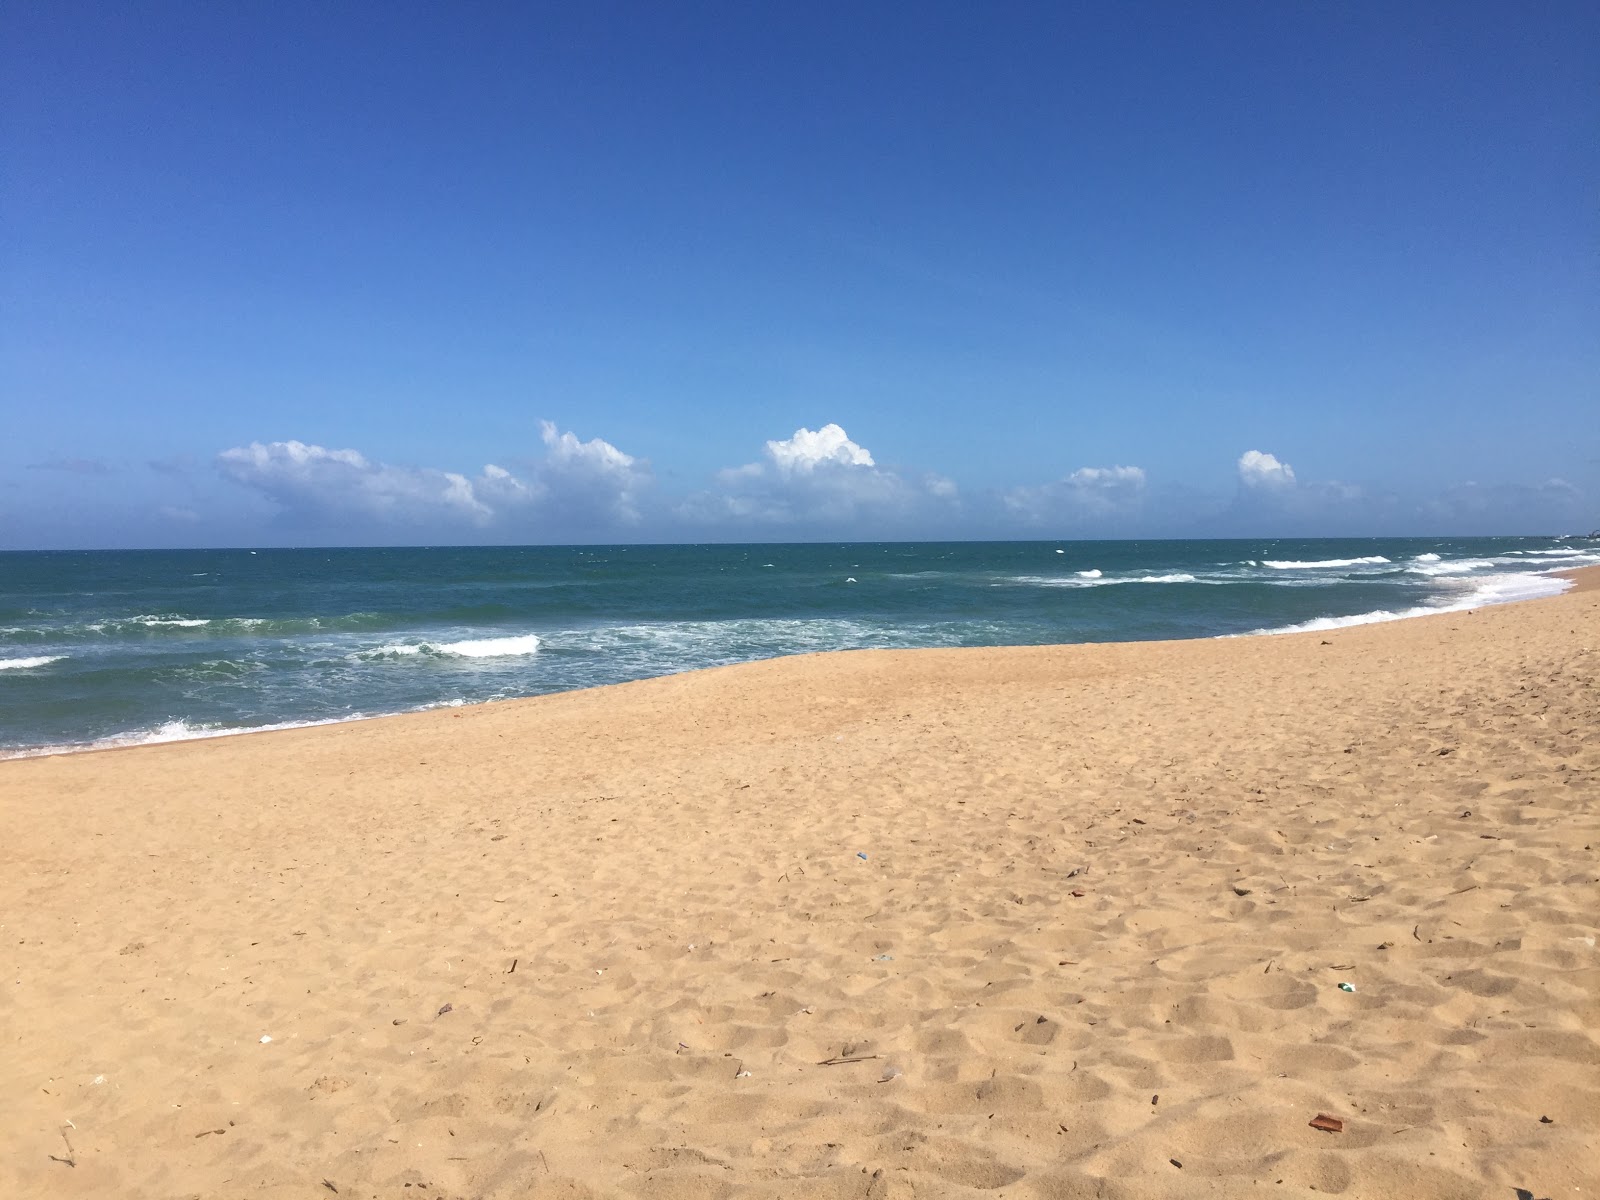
3,567,1597,1198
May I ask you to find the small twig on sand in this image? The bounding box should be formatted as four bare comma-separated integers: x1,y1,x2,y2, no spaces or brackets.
50,1126,75,1168
817,1053,880,1066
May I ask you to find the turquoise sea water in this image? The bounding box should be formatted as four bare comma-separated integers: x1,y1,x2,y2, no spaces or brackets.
1,537,1595,756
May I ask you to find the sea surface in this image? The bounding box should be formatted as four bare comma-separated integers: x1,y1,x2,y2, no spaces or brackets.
2,537,1595,757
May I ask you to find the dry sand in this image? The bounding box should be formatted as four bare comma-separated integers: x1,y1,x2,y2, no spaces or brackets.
3,569,1597,1199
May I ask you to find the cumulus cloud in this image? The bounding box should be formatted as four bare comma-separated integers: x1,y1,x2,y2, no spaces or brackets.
1004,465,1147,523
218,440,499,525
537,420,650,523
684,423,956,530
1222,447,1383,533
1237,450,1296,490
216,424,650,532
765,423,875,474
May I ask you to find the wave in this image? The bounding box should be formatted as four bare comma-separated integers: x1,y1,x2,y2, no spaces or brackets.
83,614,214,631
358,633,543,661
1010,572,1202,588
1260,556,1391,570
0,655,65,671
1249,571,1571,636
1412,553,1441,562
40,607,549,642
0,714,361,760
1405,558,1495,576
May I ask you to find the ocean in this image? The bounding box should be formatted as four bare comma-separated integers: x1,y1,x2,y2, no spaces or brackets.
2,536,1594,757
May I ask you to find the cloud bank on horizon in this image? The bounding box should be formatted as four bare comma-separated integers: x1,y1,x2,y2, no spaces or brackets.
157,421,1587,547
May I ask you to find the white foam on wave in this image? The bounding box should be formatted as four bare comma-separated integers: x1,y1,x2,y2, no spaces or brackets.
0,714,361,760
1248,571,1571,637
133,615,211,627
1406,558,1494,576
1261,556,1391,570
438,634,543,657
0,655,65,671
1010,572,1201,588
553,615,942,672
1412,553,1441,562
359,633,542,661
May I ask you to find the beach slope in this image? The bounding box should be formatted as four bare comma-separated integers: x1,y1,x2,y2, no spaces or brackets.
3,571,1597,1198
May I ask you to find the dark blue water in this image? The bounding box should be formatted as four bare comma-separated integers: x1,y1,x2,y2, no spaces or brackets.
1,537,1593,755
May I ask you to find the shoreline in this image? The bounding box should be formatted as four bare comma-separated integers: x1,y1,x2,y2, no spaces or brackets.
4,563,1593,765
3,561,1597,1197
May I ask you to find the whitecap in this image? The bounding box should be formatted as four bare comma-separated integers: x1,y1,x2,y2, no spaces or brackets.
0,655,65,671
436,634,542,658
359,633,542,661
1247,571,1570,636
1406,558,1494,576
0,714,360,759
1260,556,1391,570
1076,569,1102,578
1009,572,1201,588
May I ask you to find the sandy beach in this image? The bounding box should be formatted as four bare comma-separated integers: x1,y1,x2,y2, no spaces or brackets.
2,568,1596,1200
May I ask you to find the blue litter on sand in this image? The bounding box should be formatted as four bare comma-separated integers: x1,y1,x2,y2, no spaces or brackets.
857,852,868,860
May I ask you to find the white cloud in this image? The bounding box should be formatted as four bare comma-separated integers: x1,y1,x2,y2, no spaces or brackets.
764,423,875,475
1066,465,1146,489
685,423,955,529
217,440,499,525
1004,464,1147,522
537,421,650,523
217,424,650,531
1237,450,1296,490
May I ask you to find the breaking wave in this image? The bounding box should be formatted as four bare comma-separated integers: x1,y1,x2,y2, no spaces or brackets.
0,655,65,671
1009,572,1201,588
1248,572,1571,636
358,633,543,661
1260,556,1391,570
0,715,362,760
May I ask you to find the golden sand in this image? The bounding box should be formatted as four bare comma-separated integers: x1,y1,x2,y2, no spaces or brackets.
3,568,1597,1199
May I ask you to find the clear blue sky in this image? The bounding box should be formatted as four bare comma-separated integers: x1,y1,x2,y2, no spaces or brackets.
4,1,1596,547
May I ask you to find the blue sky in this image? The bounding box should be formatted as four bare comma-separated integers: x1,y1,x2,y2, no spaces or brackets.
3,1,1596,548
